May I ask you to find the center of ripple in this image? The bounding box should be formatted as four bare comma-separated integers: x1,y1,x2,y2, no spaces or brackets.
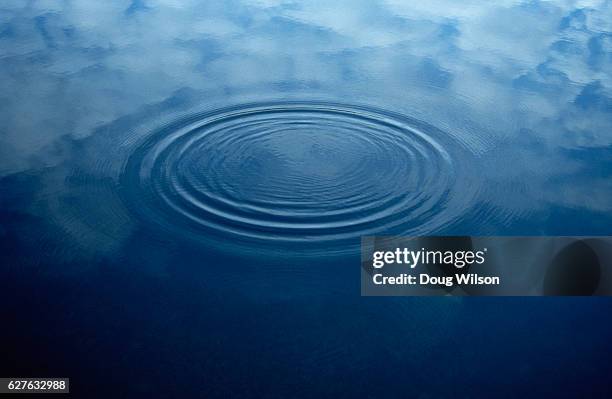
121,102,472,254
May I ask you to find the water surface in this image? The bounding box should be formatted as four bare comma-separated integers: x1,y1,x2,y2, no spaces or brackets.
1,1,612,397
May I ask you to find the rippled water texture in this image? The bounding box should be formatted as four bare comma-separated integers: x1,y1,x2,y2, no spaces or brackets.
2,1,612,397
122,102,474,253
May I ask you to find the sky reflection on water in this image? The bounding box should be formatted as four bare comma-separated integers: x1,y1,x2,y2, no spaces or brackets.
2,0,612,235
1,1,612,397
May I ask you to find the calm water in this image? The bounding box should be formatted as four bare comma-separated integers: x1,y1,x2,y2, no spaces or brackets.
1,1,612,397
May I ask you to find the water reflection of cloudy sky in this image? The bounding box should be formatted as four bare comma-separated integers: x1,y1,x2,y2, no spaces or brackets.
1,0,611,228
2,3,612,397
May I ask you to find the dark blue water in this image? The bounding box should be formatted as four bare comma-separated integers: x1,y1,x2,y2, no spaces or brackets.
1,1,612,397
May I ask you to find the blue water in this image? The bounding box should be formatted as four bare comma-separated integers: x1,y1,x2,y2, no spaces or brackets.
1,1,612,397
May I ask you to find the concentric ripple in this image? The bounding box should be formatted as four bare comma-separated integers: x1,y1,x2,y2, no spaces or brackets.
121,102,476,254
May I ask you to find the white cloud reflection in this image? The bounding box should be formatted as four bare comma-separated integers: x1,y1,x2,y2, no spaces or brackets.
0,0,611,219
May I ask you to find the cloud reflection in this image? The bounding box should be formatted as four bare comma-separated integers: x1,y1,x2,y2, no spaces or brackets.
0,0,611,247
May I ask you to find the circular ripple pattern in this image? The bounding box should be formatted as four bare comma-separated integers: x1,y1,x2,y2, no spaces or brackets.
121,102,473,254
